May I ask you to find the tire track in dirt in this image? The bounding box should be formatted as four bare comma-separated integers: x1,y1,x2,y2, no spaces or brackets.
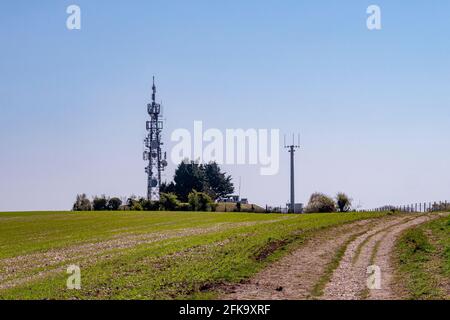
0,218,291,290
320,215,413,299
321,214,437,300
220,217,395,300
221,214,438,300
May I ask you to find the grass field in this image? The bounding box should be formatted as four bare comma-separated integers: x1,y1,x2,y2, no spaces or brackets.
395,215,450,300
0,210,388,300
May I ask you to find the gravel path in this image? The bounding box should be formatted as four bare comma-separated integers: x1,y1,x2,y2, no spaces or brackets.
221,214,438,300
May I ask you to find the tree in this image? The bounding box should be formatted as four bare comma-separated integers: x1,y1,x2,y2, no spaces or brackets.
336,193,352,212
174,161,208,202
160,181,176,194
93,195,108,211
304,193,336,213
107,197,122,211
171,160,234,202
203,162,234,200
72,194,92,211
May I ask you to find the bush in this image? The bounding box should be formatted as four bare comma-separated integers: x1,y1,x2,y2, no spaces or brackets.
126,197,143,211
159,193,181,211
188,191,200,211
130,202,143,211
72,194,92,211
336,192,352,212
107,197,122,211
177,203,191,211
304,192,336,213
93,196,108,211
188,190,215,212
139,198,159,211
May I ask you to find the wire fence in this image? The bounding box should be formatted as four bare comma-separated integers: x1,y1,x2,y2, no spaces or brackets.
368,200,450,213
264,201,450,214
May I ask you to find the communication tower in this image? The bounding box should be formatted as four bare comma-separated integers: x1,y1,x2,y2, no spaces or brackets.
144,77,168,201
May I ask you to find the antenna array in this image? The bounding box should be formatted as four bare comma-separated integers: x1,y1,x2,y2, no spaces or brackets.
143,77,168,201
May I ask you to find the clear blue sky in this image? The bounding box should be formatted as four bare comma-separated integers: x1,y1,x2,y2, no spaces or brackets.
1,1,449,211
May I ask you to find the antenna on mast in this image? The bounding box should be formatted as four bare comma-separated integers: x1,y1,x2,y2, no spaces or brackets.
144,76,168,201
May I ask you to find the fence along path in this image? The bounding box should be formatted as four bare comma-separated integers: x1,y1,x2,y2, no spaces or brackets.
369,200,450,213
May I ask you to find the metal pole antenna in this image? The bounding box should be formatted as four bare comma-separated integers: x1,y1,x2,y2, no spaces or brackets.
289,145,295,213
285,134,300,213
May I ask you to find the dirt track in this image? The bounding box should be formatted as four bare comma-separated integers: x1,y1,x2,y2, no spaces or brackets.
222,214,439,300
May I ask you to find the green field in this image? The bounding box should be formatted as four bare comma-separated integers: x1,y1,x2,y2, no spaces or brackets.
395,215,450,300
0,210,388,300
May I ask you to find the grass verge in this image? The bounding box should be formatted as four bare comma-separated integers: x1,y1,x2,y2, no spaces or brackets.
395,215,450,300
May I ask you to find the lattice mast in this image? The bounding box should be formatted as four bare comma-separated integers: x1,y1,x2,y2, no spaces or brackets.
144,77,167,201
